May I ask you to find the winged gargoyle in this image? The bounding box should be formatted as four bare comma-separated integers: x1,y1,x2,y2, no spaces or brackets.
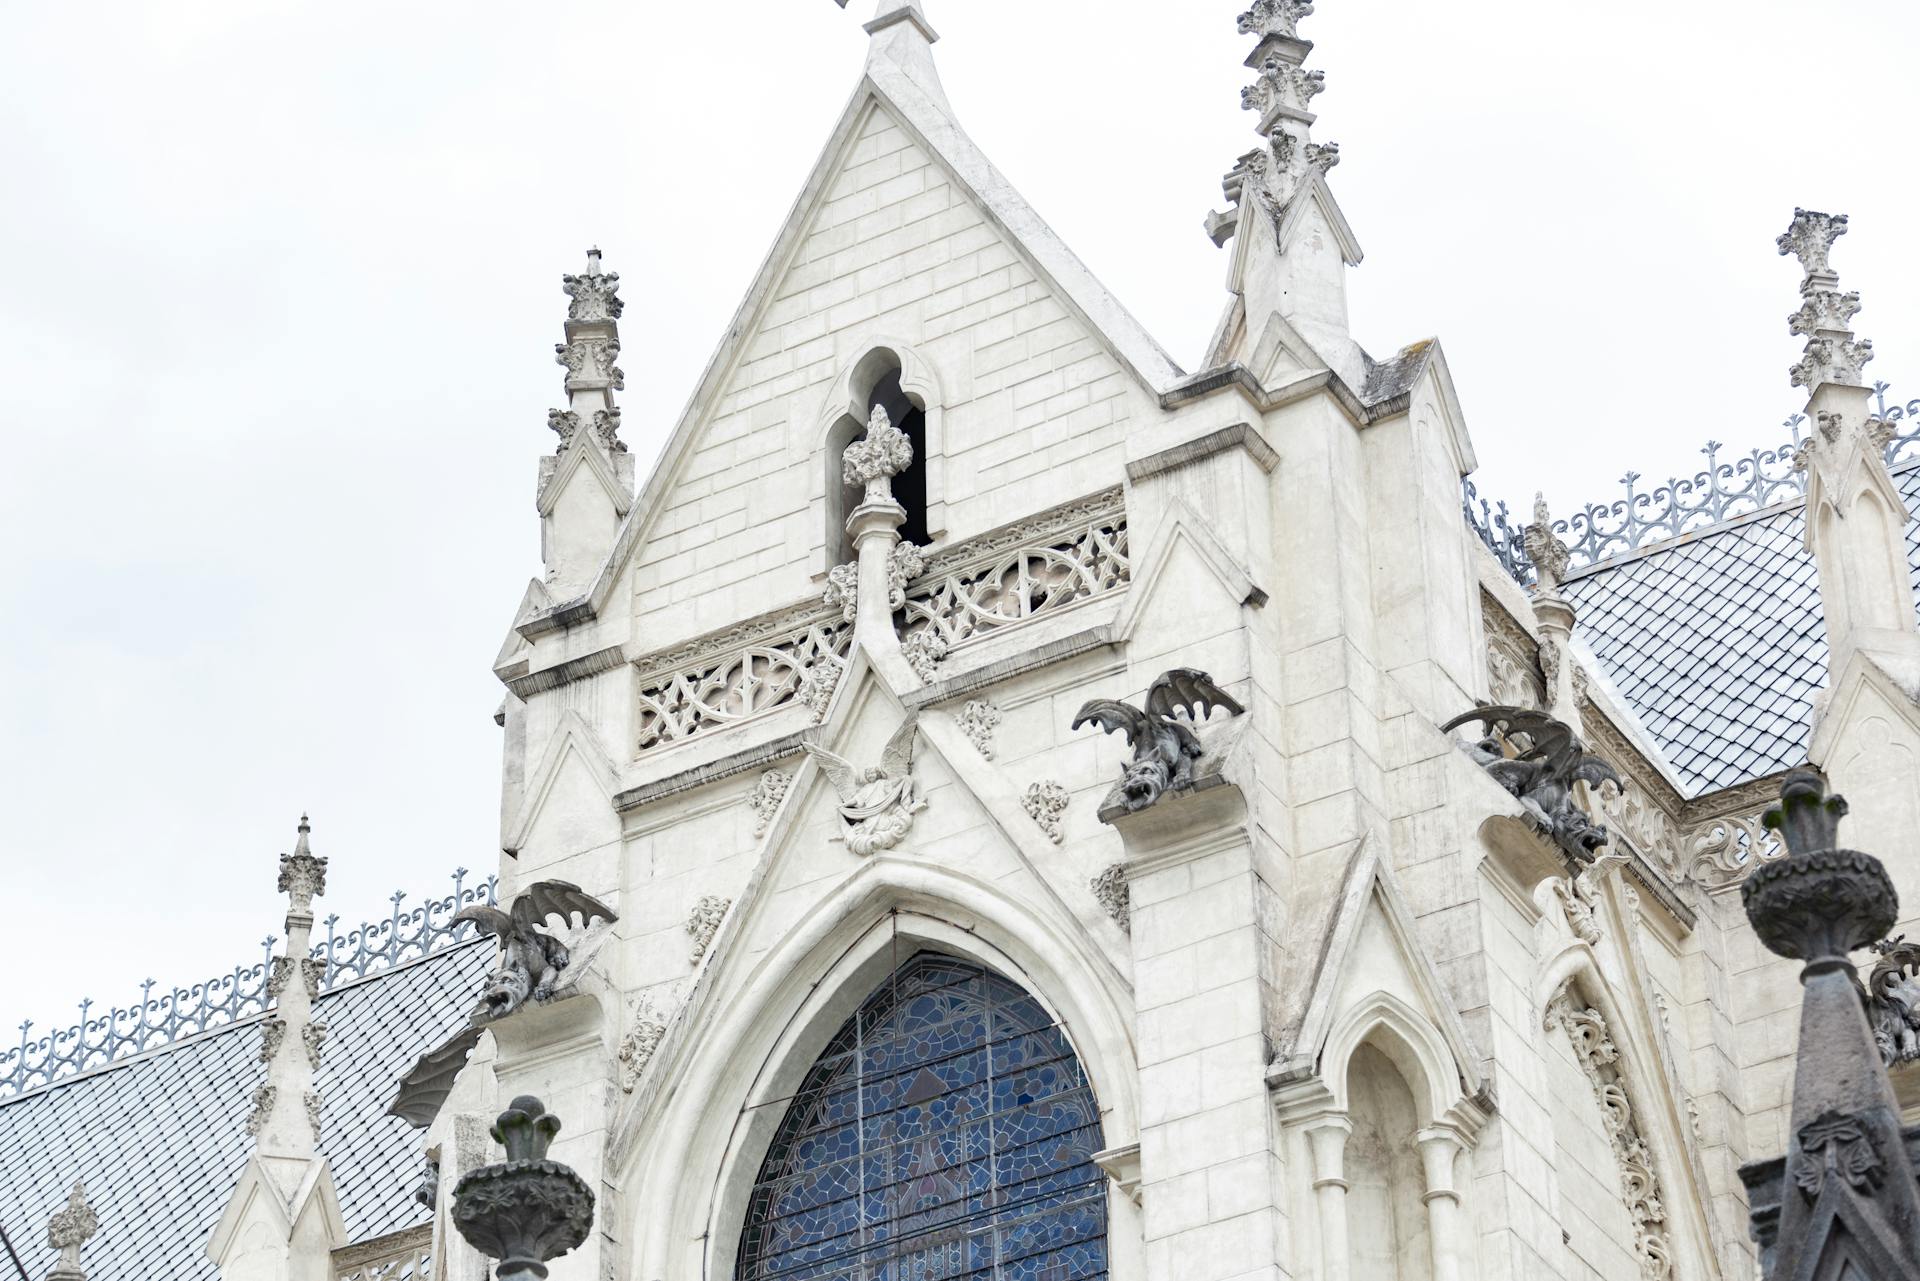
805,718,925,856
388,881,619,1134
1442,705,1621,863
1073,669,1246,813
1867,937,1920,1068
455,880,619,1022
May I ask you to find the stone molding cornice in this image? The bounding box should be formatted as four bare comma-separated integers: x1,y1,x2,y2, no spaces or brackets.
1126,421,1279,483
502,643,627,699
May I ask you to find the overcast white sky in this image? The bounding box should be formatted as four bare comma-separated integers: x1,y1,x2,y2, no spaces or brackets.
1,0,1913,1046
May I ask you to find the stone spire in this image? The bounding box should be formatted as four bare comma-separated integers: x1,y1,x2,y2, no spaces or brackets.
1203,1,1364,389
44,1182,97,1281
538,249,637,597
1777,212,1920,701
205,816,348,1281
248,815,329,1160
1739,771,1920,1276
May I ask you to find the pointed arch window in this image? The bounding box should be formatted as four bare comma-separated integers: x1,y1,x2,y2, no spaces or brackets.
827,355,930,566
736,952,1107,1281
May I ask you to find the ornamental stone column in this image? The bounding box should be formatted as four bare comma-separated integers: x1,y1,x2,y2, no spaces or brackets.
1302,1116,1354,1281
832,404,925,687
1738,771,1920,1277
1523,496,1582,728
1414,1126,1470,1281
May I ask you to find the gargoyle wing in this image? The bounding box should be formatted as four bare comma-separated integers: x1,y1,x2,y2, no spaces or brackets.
387,1024,485,1128
1072,700,1151,748
1144,669,1246,725
1570,755,1622,794
1440,705,1570,761
452,905,515,943
521,879,619,933
880,717,919,779
802,741,862,802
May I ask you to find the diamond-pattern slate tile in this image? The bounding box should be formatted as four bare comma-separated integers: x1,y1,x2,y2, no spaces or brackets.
0,942,489,1281
1564,464,1920,796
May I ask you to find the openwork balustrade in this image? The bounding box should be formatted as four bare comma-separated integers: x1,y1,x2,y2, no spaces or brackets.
1466,381,1916,584
632,606,853,752
1687,808,1788,889
0,868,495,1099
334,1227,432,1281
900,488,1130,649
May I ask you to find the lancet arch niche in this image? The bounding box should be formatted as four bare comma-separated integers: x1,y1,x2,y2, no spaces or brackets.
733,951,1109,1281
822,346,938,567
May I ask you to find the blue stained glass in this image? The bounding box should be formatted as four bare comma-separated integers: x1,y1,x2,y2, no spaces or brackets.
736,953,1109,1281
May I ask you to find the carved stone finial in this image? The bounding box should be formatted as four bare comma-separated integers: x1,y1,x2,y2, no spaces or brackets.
46,1181,97,1281
278,815,328,913
1237,0,1314,38
453,1097,595,1281
1778,209,1848,280
1523,493,1571,591
842,405,915,506
1763,768,1849,857
562,254,623,323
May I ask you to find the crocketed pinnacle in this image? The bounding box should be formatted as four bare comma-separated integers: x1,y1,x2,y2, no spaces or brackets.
1779,209,1874,391
1219,1,1340,241
551,247,627,455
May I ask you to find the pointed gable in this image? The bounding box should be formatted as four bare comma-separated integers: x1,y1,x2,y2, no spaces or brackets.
544,35,1181,651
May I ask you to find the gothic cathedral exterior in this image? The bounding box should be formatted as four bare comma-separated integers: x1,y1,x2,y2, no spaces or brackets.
9,5,1920,1281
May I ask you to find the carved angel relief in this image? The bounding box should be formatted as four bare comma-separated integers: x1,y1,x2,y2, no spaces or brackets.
805,719,925,856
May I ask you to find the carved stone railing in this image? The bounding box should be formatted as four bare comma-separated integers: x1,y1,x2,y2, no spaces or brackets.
0,868,495,1100
1467,382,1916,584
632,605,853,752
900,489,1129,650
334,1226,432,1281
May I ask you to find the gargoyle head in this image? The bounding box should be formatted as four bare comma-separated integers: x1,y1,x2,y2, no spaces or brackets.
475,964,532,1022
1118,757,1173,812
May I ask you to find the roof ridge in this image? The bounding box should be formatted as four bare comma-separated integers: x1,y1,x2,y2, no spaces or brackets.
1468,380,1917,583
0,867,496,1101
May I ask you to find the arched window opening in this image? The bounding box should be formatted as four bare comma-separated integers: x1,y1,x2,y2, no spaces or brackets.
735,952,1107,1281
828,357,929,566
1344,1044,1432,1281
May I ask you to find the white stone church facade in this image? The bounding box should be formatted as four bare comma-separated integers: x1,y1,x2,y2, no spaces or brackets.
7,6,1920,1281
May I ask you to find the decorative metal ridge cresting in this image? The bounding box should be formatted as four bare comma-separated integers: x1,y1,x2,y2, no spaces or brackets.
1465,382,1918,585
0,868,498,1100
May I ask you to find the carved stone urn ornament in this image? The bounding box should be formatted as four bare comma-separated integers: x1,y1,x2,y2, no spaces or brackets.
1737,769,1920,1278
452,1096,595,1281
1073,669,1245,814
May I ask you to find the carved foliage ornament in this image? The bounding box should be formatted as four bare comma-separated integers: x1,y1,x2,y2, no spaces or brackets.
452,1096,595,1276
1742,771,1895,966
687,896,729,966
47,1181,98,1254
618,995,669,1094
1075,669,1245,814
1090,865,1130,932
562,267,623,323
1023,782,1070,845
555,337,623,390
1777,208,1848,280
959,700,1001,759
749,770,790,838
1548,993,1675,1280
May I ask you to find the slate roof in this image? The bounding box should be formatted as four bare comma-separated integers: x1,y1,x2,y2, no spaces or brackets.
1562,462,1920,796
0,941,489,1281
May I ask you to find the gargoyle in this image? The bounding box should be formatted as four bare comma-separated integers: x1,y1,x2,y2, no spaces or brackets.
1443,705,1621,863
805,718,924,856
1073,669,1246,813
455,880,618,1021
1868,937,1920,1067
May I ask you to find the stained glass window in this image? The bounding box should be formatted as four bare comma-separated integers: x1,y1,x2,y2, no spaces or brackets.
736,952,1108,1281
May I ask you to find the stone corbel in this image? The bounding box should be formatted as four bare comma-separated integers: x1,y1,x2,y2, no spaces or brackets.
1091,1143,1142,1207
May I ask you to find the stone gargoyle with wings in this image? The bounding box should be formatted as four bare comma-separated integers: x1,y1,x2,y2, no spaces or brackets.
804,717,925,856
454,880,619,1022
1073,669,1246,813
1441,704,1621,863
